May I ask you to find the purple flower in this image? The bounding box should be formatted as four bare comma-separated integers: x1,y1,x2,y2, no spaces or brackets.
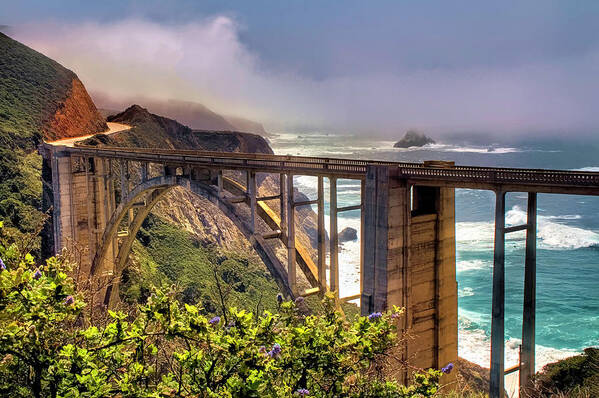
294,296,305,305
391,312,401,319
295,388,310,396
64,295,74,305
0,258,5,271
33,269,42,280
268,343,282,359
276,293,284,305
368,312,383,321
259,346,267,354
209,316,221,325
441,362,454,374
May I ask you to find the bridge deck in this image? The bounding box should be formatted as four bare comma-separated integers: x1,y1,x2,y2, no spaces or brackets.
54,144,599,195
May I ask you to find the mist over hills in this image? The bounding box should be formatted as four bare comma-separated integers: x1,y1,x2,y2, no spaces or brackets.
93,94,270,137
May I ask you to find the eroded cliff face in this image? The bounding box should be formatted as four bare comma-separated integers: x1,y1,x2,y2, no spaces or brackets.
152,188,253,255
43,78,107,141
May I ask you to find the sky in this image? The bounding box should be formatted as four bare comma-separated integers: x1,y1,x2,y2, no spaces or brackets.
2,1,599,139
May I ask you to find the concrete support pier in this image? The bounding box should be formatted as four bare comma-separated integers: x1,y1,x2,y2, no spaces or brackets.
362,165,458,385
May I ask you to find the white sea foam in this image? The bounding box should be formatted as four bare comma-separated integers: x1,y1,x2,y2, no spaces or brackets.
392,143,522,154
457,259,490,273
456,221,497,251
457,206,599,251
572,166,599,172
319,214,363,299
538,221,599,250
511,206,599,250
544,214,582,220
459,287,475,297
459,325,579,372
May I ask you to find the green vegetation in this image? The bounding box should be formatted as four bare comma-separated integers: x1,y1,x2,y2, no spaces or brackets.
0,149,44,253
0,221,445,397
122,214,281,314
532,348,599,397
0,32,77,249
435,393,486,398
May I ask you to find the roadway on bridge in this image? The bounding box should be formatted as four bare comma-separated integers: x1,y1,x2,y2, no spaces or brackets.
46,122,130,147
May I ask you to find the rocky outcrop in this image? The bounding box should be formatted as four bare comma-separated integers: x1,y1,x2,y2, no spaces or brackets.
339,227,358,242
393,130,435,148
43,78,107,141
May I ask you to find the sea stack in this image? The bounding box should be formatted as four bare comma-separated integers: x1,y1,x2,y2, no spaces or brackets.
339,227,358,242
393,130,435,148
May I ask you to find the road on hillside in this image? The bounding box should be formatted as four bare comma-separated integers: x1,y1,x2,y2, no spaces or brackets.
46,122,130,147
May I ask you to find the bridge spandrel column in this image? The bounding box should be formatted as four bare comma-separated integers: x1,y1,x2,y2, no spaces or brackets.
92,158,115,279
53,154,76,254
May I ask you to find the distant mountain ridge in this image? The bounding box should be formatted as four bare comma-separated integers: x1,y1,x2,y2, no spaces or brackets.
93,94,270,137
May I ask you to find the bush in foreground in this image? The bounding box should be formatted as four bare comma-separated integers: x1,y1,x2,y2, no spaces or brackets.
0,221,443,397
531,348,599,398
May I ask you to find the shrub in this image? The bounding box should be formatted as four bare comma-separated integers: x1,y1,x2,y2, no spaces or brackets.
532,348,599,397
0,220,443,397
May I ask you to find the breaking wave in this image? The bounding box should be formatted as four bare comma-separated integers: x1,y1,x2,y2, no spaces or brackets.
397,143,522,154
457,259,490,273
457,206,599,251
572,166,599,172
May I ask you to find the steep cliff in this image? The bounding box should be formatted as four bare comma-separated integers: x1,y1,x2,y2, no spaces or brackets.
0,32,106,146
43,78,107,141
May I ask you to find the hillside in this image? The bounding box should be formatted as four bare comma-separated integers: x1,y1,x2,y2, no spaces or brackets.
100,104,272,153
0,33,106,244
0,32,106,147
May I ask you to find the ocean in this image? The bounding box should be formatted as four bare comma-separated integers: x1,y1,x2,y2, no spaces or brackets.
268,132,599,371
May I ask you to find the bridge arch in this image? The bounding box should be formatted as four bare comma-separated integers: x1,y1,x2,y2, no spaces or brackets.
91,174,290,305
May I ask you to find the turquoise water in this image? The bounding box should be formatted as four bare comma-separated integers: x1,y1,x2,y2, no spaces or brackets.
269,133,599,369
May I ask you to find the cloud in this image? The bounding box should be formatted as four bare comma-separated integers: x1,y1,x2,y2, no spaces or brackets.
11,17,599,138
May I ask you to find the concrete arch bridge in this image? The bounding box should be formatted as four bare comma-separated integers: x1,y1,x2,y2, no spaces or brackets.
40,143,599,398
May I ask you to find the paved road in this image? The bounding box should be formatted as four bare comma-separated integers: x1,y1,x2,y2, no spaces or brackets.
47,122,130,147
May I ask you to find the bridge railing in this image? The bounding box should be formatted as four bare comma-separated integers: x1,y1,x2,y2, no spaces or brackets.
399,166,599,187
53,144,599,191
